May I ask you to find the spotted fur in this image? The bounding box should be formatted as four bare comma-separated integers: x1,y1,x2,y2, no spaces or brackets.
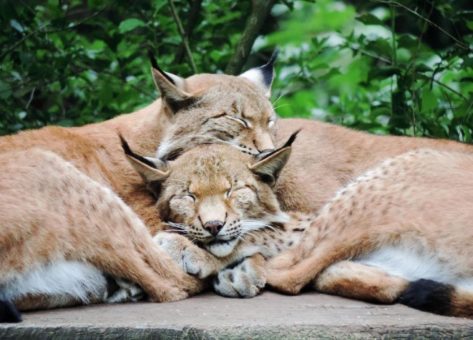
0,58,284,318
267,149,473,318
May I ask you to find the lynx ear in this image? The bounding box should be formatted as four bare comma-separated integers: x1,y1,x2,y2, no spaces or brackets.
239,49,278,97
120,135,170,184
249,129,299,186
148,51,196,113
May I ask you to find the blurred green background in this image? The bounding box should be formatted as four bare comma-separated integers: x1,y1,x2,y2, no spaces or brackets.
1,0,472,140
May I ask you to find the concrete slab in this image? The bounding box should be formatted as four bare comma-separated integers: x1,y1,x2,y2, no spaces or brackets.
1,292,472,339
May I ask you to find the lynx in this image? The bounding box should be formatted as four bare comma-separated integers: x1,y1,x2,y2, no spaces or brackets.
130,142,473,318
0,56,279,319
0,148,203,314
122,133,302,297
266,149,473,318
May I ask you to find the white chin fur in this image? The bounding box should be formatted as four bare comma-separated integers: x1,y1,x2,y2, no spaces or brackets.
207,238,239,257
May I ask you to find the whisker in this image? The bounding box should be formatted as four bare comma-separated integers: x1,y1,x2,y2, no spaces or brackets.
273,103,290,111
271,92,286,106
164,229,188,234
165,222,188,229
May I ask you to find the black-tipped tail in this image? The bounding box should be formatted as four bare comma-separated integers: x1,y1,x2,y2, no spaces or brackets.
399,279,453,316
0,300,22,323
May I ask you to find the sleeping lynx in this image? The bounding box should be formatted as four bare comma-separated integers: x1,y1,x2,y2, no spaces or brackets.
129,141,473,318
0,55,279,320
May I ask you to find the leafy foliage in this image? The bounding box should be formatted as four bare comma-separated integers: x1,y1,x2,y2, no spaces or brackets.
0,0,254,133
268,0,473,141
1,0,472,142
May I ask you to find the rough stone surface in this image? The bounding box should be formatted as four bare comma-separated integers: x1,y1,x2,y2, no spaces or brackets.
1,292,472,339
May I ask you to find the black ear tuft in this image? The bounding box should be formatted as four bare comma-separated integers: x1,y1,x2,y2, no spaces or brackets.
257,129,300,161
0,300,22,323
398,279,453,315
147,50,159,71
282,129,301,148
119,133,132,156
260,49,279,88
119,134,158,169
147,50,176,85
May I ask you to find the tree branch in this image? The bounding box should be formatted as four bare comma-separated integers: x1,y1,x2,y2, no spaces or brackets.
174,0,203,64
168,0,198,73
225,0,275,75
375,0,469,50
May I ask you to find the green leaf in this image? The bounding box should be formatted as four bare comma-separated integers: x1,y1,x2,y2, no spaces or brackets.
357,13,383,26
397,34,418,50
366,38,392,58
414,64,432,73
118,18,146,33
0,81,12,100
420,88,437,113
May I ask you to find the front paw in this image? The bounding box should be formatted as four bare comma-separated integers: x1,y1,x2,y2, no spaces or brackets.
154,232,217,279
213,257,266,298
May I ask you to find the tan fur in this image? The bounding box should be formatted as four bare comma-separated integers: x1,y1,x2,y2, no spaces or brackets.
129,139,473,314
266,149,473,317
3,61,473,311
313,261,409,304
274,119,473,212
0,149,204,308
0,72,276,233
136,142,409,302
0,68,277,309
450,289,473,318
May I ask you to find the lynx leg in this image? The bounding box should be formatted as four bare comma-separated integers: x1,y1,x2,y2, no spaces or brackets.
313,261,409,303
72,202,205,302
0,149,202,304
266,222,412,294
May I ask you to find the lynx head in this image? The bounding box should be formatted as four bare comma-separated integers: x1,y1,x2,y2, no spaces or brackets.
151,52,278,161
123,132,298,258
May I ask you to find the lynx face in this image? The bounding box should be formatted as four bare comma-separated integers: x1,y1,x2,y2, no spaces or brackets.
152,57,278,161
123,137,295,258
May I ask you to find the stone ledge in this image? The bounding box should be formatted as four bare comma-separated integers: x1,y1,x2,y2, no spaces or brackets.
1,292,472,339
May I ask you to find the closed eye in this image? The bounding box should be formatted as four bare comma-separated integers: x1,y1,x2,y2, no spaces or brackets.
203,112,251,130
227,115,251,128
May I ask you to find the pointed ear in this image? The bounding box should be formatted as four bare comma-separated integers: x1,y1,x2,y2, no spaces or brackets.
120,135,170,184
239,49,278,97
249,129,299,186
148,51,196,113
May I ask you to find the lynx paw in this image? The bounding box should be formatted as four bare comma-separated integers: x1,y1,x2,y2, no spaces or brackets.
105,278,145,304
154,232,217,279
213,257,266,298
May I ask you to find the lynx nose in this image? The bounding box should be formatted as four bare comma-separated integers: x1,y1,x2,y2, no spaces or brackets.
204,220,224,236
